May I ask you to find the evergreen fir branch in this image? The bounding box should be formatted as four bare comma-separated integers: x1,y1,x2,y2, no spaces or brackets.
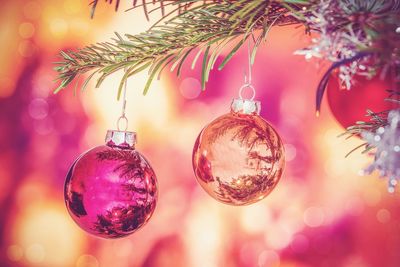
90,0,121,18
90,0,186,18
92,0,234,17
55,0,303,96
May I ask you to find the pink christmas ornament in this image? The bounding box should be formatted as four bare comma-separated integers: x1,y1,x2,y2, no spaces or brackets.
64,130,157,238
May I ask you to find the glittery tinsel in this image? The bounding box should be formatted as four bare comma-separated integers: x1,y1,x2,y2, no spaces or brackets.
361,109,400,193
295,0,400,89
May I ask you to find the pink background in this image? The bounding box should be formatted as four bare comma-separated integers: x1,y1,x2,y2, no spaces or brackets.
1,2,399,267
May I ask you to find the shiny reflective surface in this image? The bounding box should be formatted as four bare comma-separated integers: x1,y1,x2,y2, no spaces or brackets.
327,74,398,129
64,145,157,238
192,112,285,205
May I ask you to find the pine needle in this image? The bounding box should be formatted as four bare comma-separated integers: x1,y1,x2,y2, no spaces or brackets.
54,0,302,96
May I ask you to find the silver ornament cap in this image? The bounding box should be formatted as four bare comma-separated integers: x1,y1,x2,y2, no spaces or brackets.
231,98,261,115
105,130,137,149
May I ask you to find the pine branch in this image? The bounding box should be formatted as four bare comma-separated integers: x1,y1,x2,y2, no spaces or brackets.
55,0,304,97
89,0,275,18
90,0,121,18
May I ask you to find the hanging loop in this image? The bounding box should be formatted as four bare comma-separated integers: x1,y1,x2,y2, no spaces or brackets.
117,115,128,131
239,83,256,101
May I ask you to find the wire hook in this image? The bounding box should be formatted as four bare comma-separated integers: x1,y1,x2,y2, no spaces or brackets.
240,33,255,100
117,68,129,131
244,36,252,85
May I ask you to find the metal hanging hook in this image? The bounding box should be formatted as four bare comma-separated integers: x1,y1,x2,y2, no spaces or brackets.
239,34,256,101
117,68,129,131
245,36,252,85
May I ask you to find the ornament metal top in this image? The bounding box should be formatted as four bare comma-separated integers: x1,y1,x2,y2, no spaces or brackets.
231,98,261,115
105,129,137,148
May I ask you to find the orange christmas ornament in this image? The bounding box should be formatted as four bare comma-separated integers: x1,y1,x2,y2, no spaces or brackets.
192,83,285,205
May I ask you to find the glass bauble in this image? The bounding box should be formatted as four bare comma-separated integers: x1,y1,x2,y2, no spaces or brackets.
64,130,157,238
327,73,398,129
192,98,285,205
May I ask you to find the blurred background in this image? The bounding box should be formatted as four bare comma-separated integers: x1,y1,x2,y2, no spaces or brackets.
1,1,400,267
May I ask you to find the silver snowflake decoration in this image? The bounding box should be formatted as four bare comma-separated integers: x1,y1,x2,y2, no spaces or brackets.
361,110,400,193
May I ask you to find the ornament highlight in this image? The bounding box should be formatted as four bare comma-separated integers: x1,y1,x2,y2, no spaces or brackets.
64,130,157,238
192,98,285,205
